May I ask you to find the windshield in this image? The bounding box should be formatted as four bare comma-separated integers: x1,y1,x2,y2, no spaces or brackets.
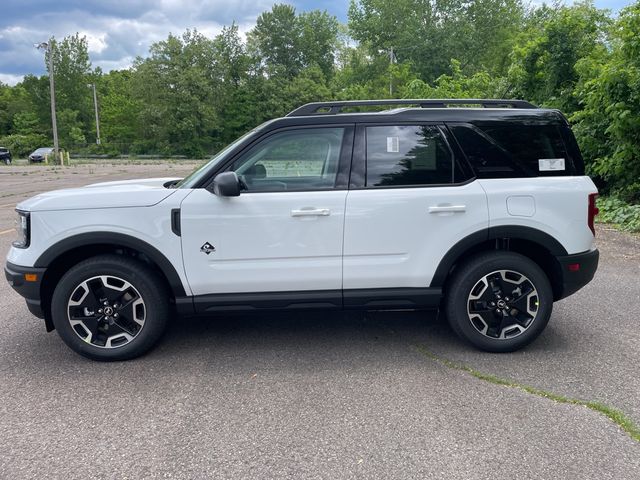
177,121,274,189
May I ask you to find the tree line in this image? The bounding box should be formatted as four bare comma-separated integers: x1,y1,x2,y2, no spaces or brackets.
0,0,639,201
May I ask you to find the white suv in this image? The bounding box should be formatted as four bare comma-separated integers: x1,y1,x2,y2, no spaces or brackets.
5,99,599,360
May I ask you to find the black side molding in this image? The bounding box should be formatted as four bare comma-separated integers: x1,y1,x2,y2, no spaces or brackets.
343,288,442,309
171,208,181,236
181,288,443,315
192,290,343,313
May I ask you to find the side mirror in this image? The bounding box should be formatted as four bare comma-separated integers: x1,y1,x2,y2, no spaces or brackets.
208,171,241,197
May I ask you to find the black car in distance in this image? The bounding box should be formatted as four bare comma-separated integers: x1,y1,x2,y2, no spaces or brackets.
0,147,11,165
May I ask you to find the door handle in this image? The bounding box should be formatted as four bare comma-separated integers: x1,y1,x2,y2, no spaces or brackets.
428,205,466,214
291,208,331,217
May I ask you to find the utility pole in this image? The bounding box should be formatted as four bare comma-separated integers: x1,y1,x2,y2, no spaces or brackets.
36,41,59,163
88,83,101,144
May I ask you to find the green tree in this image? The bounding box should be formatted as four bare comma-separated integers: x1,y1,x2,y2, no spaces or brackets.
132,30,219,156
248,4,340,80
46,34,95,145
404,60,510,99
298,10,340,78
572,1,640,200
12,111,40,135
348,0,525,83
95,70,141,152
248,4,303,78
508,1,610,112
0,84,33,135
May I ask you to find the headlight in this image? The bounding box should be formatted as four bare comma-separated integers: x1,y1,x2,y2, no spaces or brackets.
13,211,30,248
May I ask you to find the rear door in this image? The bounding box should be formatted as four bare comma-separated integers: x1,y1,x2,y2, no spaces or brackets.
343,124,488,292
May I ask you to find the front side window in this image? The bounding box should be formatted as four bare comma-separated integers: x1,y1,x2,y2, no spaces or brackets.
232,127,345,192
365,125,455,187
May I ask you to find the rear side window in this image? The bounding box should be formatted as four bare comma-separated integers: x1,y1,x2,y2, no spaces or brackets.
365,125,457,187
451,124,576,178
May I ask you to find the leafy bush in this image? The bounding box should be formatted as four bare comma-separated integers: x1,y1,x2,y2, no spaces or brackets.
0,133,49,157
596,196,640,232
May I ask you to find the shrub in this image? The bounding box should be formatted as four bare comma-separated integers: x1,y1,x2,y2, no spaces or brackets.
596,196,640,232
0,133,49,158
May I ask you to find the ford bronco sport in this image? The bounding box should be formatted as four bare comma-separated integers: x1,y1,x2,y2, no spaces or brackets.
5,99,599,360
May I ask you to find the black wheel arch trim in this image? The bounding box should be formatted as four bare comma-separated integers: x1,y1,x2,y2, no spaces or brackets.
430,225,569,287
34,232,187,297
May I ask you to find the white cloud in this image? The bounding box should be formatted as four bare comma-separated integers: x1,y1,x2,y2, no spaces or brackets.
0,0,276,80
80,31,108,54
0,73,23,85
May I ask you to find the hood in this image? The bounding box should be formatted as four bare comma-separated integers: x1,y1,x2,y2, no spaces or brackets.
17,177,183,212
84,177,181,189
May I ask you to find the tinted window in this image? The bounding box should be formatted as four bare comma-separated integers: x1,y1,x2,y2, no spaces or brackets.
450,125,526,178
480,125,572,176
232,128,345,192
365,126,454,187
452,124,574,178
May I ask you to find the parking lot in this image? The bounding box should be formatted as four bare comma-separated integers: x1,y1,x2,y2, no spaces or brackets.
1,163,639,479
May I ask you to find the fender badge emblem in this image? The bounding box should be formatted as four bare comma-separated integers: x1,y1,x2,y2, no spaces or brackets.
200,242,216,255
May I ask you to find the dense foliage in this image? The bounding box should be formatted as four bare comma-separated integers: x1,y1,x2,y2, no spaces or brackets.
597,197,640,232
0,0,639,203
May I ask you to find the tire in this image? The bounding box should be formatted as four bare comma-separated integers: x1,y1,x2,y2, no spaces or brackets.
51,254,170,361
445,251,553,353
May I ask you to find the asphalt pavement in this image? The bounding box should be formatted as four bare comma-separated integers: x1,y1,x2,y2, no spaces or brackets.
1,163,638,479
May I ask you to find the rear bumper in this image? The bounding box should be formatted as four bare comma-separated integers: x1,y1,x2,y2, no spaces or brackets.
555,249,599,300
4,262,46,318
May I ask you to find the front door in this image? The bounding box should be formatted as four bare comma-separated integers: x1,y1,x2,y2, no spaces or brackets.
180,126,353,297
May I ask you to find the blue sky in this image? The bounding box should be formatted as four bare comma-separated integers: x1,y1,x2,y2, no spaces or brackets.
0,0,634,85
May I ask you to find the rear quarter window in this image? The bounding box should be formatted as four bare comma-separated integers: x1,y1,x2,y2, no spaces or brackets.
450,124,580,178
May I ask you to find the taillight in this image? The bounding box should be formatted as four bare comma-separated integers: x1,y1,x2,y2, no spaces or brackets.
588,193,599,236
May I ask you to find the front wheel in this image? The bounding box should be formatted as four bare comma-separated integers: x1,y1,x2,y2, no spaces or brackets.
51,254,170,361
445,251,553,352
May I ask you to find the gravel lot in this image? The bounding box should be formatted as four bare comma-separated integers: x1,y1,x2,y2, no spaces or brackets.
1,163,638,479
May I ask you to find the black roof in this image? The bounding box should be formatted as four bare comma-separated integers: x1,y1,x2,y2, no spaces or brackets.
271,99,567,128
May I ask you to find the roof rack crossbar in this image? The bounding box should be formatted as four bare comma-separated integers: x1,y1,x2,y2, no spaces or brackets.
286,99,537,116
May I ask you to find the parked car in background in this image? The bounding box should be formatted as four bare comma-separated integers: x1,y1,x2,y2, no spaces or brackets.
0,147,11,165
28,147,54,163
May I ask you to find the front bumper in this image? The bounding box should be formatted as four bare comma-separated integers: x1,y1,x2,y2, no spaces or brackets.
4,262,47,318
555,249,599,300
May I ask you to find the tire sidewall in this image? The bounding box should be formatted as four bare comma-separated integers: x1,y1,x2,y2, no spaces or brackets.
51,256,169,361
446,252,553,352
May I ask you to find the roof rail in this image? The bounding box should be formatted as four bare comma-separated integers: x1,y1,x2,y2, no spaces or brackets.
286,99,538,116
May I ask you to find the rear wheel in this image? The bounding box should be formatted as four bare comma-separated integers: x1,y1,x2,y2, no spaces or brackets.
445,251,553,352
51,254,170,361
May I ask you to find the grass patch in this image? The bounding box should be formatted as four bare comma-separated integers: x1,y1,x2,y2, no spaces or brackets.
415,345,640,443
